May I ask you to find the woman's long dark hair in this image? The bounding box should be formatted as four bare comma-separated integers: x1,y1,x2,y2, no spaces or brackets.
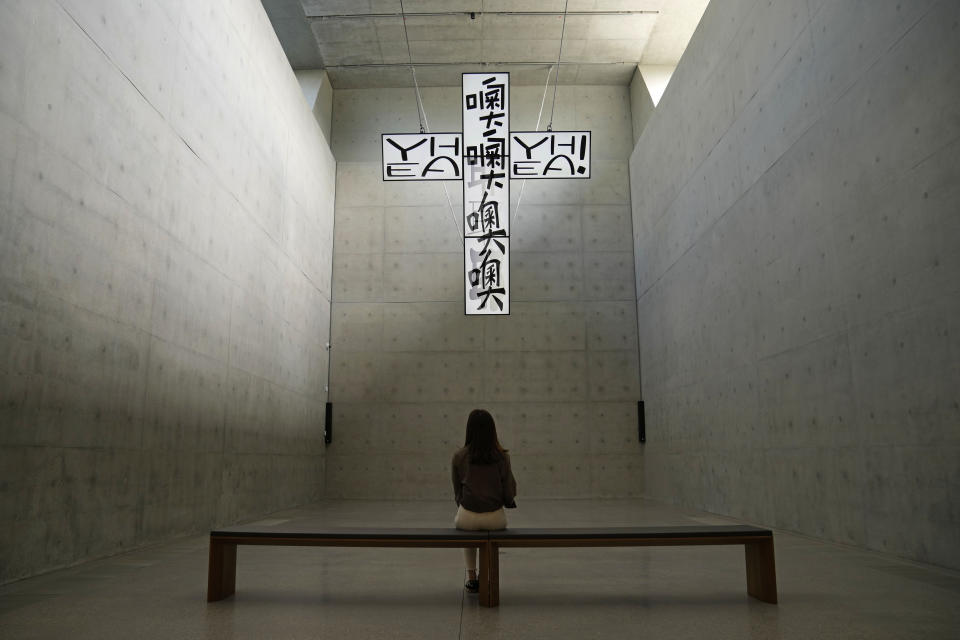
464,409,508,464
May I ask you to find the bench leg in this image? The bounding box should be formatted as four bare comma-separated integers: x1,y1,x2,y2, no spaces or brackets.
207,540,237,602
478,542,500,607
488,542,499,607
745,539,778,604
478,543,490,606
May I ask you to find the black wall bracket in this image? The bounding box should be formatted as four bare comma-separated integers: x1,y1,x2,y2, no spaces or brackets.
637,400,645,444
324,402,332,445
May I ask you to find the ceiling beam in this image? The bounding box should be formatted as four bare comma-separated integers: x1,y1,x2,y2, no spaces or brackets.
307,10,660,20
322,61,635,69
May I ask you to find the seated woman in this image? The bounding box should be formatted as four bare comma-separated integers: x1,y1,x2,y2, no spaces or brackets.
451,409,518,593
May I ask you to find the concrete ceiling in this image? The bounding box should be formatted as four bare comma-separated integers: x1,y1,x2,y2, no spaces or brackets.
262,0,709,88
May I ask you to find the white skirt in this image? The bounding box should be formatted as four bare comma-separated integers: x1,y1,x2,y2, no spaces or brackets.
454,505,507,531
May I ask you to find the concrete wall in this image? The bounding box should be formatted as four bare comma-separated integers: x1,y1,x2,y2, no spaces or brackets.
631,0,960,568
629,66,656,146
295,69,333,144
0,0,335,582
328,84,642,500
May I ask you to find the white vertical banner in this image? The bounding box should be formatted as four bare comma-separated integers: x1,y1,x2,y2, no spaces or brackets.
462,72,510,315
465,235,510,315
463,155,510,238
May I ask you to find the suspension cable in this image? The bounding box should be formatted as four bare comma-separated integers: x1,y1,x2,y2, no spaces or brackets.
513,64,554,225
547,0,570,131
400,0,426,133
398,0,462,239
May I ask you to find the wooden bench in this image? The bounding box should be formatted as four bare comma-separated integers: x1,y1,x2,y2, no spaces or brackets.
486,526,778,606
208,524,776,607
207,526,495,603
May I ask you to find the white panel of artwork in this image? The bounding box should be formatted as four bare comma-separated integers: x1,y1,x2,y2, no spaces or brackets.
463,158,510,238
381,133,462,180
463,72,510,315
465,236,509,315
462,73,509,162
510,131,591,179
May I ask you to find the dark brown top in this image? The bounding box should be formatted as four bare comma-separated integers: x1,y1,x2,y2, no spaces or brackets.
451,446,518,513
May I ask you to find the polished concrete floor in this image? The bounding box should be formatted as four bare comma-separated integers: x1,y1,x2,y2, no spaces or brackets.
1,498,958,639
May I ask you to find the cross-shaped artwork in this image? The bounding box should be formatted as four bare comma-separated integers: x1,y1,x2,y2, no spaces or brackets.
382,73,591,315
